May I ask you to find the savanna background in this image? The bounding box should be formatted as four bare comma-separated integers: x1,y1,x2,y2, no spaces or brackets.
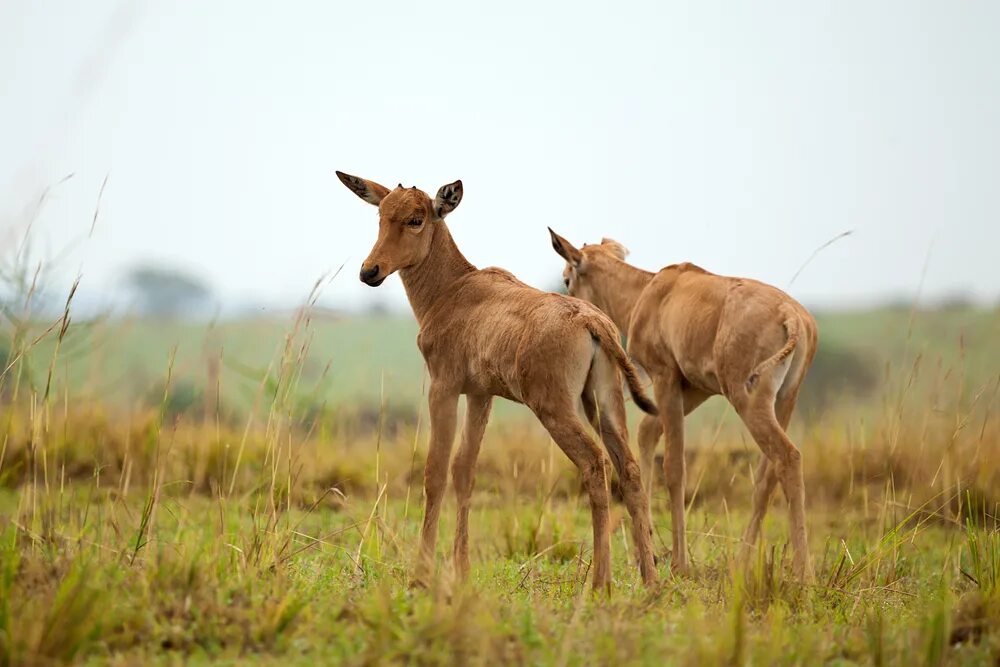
2,2,999,665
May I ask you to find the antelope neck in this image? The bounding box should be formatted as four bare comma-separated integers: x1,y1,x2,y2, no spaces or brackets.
398,221,476,325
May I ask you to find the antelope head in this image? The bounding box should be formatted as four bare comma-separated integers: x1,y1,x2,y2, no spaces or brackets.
548,228,629,303
336,171,463,286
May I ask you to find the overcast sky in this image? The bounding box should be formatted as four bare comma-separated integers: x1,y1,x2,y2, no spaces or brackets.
2,1,998,313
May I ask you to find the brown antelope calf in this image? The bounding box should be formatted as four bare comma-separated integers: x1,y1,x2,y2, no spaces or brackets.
549,232,818,579
336,172,660,591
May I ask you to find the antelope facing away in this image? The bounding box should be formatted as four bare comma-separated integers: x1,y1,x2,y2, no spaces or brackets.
549,232,818,579
336,172,660,591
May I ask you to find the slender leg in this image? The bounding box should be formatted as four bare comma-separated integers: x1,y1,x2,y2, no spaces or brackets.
416,382,460,584
740,380,803,562
637,414,662,505
637,388,709,506
654,375,688,574
451,394,492,581
591,393,657,587
742,457,780,550
739,405,812,580
537,410,612,593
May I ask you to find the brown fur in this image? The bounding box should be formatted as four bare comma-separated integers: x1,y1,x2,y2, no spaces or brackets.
550,230,819,580
336,172,659,591
583,316,659,415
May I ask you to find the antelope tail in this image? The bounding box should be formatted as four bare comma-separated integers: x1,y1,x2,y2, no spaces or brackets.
746,308,801,391
584,317,658,416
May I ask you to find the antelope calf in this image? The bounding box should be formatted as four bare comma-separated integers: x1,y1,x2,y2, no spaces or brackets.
336,172,660,591
549,232,818,579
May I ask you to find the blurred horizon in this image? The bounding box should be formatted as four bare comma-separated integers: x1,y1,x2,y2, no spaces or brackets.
3,1,1000,316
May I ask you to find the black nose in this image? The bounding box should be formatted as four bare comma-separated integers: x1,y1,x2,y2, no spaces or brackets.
360,265,382,285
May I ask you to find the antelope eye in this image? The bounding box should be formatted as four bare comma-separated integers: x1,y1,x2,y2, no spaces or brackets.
564,277,570,287
406,218,422,227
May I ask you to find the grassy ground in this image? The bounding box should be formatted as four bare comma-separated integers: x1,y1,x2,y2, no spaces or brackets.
3,486,999,665
2,371,999,665
2,305,999,664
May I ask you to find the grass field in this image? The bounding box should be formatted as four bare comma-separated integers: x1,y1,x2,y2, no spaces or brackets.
2,304,999,664
3,494,999,665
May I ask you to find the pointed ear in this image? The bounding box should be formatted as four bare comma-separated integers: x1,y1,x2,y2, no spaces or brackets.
433,180,463,218
336,171,390,206
600,237,629,260
548,228,581,267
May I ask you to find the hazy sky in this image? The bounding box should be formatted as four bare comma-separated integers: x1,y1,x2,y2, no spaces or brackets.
2,1,999,313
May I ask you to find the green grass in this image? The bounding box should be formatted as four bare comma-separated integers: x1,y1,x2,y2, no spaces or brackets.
1,366,998,664
2,304,999,664
3,488,998,666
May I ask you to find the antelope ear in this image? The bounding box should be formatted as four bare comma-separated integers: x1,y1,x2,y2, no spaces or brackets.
548,228,582,267
336,171,390,206
600,237,629,260
433,180,463,218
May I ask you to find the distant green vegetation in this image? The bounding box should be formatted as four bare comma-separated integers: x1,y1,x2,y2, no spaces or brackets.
813,306,999,383
18,314,425,417
11,306,998,427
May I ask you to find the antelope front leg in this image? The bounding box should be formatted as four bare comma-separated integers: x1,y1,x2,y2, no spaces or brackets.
451,394,492,581
654,376,688,575
415,382,459,585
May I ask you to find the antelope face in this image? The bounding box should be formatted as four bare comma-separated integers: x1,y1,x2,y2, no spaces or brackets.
336,172,463,286
548,228,629,302
360,185,434,287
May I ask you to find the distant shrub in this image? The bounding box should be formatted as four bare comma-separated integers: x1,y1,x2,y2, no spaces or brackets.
879,295,918,312
937,292,976,311
145,379,205,419
124,265,213,318
304,401,420,438
799,340,879,412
